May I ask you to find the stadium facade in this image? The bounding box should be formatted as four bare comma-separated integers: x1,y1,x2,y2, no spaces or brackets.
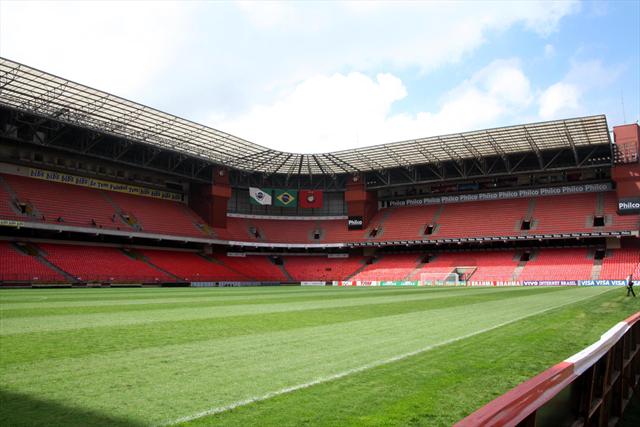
0,57,638,287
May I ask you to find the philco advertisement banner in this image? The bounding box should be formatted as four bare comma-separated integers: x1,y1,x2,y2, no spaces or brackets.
347,216,364,230
618,197,640,215
385,183,613,208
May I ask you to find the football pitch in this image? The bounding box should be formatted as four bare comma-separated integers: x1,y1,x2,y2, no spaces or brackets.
1,286,638,426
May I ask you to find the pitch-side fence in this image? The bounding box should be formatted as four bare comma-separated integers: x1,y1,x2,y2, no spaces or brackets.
455,312,640,427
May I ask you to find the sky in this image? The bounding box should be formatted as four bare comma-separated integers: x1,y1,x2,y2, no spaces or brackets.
0,0,638,154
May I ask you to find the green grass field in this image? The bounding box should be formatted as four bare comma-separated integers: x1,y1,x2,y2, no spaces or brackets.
0,285,638,427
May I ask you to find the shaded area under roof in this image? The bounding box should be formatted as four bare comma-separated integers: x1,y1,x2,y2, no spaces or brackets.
0,57,611,175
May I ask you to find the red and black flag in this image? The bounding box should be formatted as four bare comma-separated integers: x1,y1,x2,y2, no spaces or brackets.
299,190,323,208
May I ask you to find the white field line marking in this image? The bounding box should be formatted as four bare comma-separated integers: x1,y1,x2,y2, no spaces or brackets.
161,290,607,426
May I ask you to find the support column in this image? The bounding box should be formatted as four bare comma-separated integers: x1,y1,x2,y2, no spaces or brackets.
188,167,231,228
344,174,378,229
612,124,640,215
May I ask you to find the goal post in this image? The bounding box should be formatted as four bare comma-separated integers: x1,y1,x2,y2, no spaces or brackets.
419,271,461,287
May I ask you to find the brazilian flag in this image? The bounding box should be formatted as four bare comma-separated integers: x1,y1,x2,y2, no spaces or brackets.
274,189,298,207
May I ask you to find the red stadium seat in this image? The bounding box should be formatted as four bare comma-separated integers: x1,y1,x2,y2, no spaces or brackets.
39,244,171,283
0,242,65,283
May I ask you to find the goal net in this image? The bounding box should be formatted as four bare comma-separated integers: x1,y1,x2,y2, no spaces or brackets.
419,271,461,287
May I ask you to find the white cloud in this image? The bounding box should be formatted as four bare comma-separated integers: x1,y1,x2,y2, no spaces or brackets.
212,60,534,152
0,1,193,97
538,82,582,119
537,59,624,120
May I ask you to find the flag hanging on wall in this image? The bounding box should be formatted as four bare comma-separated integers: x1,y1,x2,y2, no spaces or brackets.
273,189,298,207
249,187,273,205
299,190,323,208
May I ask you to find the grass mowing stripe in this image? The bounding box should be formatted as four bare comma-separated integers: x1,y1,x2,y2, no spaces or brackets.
1,287,607,425
0,287,551,335
0,286,457,304
0,287,455,312
164,287,607,426
0,287,564,366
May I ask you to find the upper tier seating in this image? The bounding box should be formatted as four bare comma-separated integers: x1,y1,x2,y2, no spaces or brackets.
0,178,22,220
599,248,640,280
0,242,64,282
214,193,638,245
602,193,640,232
2,174,129,230
435,199,529,239
108,192,207,237
365,205,442,241
283,256,365,281
518,248,593,281
351,254,421,281
0,174,637,245
40,244,170,283
141,250,248,282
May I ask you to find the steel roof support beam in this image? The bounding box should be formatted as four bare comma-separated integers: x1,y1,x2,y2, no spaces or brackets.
439,139,466,177
459,134,487,175
485,131,511,172
578,147,602,168
383,146,413,169
263,153,294,177
522,126,545,169
324,153,360,174
562,122,580,166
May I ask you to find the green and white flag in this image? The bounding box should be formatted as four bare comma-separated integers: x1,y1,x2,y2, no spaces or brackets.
249,187,272,205
274,189,298,207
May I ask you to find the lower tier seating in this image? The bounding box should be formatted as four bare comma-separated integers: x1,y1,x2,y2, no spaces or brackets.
518,249,594,281
1,243,636,284
351,254,422,281
39,244,171,283
600,248,640,280
141,250,248,282
0,242,64,282
283,256,365,282
213,254,288,282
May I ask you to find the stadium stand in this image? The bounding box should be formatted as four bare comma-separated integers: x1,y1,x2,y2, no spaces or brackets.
1,58,638,292
0,242,64,282
365,205,442,241
351,254,422,281
518,248,594,281
2,174,130,230
466,251,521,281
213,254,288,282
283,256,365,282
140,250,247,282
212,193,638,245
108,192,208,237
39,244,171,283
435,199,529,239
599,248,640,280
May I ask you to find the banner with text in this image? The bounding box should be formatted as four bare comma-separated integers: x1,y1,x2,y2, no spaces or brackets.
26,168,183,201
384,183,613,208
618,197,640,215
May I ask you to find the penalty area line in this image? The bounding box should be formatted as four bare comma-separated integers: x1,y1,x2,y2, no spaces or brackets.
160,289,605,426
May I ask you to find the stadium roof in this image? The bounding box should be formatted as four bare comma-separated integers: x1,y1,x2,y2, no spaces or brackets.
0,57,611,175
